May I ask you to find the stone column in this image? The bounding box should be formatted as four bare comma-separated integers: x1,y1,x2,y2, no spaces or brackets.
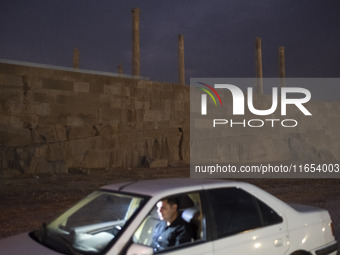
132,8,141,76
255,37,263,95
279,46,286,87
73,48,80,69
178,34,185,85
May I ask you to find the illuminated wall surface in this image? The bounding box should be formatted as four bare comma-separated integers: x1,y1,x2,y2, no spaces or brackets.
0,61,189,176
190,78,340,178
1,61,339,178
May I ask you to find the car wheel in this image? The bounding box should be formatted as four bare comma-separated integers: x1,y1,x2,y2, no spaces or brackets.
290,251,311,255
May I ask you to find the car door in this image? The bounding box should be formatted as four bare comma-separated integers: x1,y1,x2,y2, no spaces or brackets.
126,191,214,255
205,187,289,255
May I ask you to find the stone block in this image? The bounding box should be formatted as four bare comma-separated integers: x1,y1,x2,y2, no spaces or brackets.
67,136,115,168
110,97,125,108
7,102,26,115
55,125,67,141
0,74,4,85
0,74,24,87
84,150,110,169
98,94,111,107
0,126,31,146
139,123,159,134
0,147,17,168
135,98,147,109
3,114,28,132
174,100,185,112
124,87,131,97
104,84,122,95
33,91,56,104
31,102,51,116
145,157,168,168
14,144,68,174
42,79,73,91
27,76,43,89
100,107,123,123
0,168,22,178
157,121,172,129
74,81,89,93
56,94,78,105
144,110,161,122
0,87,23,103
28,158,68,174
89,82,104,94
32,125,58,143
66,117,84,127
66,126,96,140
149,98,163,111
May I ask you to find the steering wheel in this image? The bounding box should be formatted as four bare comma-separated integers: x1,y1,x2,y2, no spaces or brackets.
111,225,122,236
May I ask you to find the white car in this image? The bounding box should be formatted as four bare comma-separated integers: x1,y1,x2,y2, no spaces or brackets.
0,178,338,255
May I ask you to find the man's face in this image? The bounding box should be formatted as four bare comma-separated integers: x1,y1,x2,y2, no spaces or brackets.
157,200,177,223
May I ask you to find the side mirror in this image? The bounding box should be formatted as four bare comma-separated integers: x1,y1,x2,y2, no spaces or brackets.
126,243,153,255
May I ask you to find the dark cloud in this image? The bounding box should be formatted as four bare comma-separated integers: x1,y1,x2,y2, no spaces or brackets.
1,0,339,83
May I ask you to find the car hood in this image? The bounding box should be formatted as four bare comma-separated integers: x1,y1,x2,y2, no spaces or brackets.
0,233,61,255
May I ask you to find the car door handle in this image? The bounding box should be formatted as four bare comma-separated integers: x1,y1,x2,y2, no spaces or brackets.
274,238,284,247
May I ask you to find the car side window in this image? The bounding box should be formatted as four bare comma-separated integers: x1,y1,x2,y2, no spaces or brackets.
132,192,203,252
257,199,283,226
206,188,282,238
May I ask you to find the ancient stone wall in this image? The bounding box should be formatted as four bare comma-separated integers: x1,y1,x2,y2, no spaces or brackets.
0,62,189,176
191,91,340,167
1,62,339,177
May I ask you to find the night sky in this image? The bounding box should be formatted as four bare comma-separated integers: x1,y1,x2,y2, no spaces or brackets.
1,0,340,84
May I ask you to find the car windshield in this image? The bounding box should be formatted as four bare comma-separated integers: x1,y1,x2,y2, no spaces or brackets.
31,190,146,255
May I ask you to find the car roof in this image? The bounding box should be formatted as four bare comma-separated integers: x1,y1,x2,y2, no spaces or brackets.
100,178,244,197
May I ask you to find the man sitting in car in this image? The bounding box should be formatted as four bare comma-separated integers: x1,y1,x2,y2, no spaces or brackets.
151,197,194,252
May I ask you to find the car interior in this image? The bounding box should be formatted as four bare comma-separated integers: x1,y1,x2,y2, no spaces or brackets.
133,192,203,246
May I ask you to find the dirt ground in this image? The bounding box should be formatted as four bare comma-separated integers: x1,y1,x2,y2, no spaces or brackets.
0,166,339,253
